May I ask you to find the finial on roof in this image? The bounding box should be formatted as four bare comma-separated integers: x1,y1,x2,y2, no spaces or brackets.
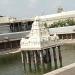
35,16,40,21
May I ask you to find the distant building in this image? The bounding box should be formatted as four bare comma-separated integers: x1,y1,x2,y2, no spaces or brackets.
37,10,75,27
0,16,33,33
0,16,16,23
49,26,75,39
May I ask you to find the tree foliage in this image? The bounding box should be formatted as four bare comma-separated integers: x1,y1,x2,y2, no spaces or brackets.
49,18,75,28
44,22,47,28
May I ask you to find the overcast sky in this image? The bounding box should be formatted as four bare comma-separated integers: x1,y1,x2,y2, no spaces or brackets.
0,0,75,18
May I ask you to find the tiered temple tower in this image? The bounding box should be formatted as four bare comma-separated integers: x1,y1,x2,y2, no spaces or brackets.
20,16,62,74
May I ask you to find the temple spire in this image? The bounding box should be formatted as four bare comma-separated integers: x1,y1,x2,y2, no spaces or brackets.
20,16,60,50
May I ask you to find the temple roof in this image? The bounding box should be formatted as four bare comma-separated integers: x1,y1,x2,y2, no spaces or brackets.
20,16,61,51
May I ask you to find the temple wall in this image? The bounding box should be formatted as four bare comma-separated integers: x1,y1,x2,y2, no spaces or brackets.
0,40,20,51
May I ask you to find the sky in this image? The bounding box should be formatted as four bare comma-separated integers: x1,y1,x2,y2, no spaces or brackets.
0,0,75,18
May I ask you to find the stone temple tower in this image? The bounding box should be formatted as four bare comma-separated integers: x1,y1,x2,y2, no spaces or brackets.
20,16,62,74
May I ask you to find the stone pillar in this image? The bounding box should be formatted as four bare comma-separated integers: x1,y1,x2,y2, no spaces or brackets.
47,48,52,70
26,22,28,30
21,51,26,73
71,34,72,39
34,51,37,64
66,34,68,39
14,41,17,48
32,51,36,72
36,50,40,71
18,22,20,31
57,46,62,67
10,41,12,49
40,50,43,65
62,35,63,39
26,51,29,64
34,51,38,71
52,47,58,69
40,50,44,73
13,23,14,32
28,51,32,72
21,51,24,64
4,42,6,50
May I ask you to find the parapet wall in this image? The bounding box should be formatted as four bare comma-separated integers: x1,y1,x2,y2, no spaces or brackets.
44,63,75,75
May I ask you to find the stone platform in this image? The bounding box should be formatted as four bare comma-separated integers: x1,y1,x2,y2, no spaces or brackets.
44,63,75,75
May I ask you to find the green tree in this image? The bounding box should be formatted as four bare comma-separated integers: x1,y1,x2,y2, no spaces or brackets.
49,18,75,28
44,22,47,28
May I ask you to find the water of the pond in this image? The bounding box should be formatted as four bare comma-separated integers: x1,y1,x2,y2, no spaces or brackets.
0,44,75,75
